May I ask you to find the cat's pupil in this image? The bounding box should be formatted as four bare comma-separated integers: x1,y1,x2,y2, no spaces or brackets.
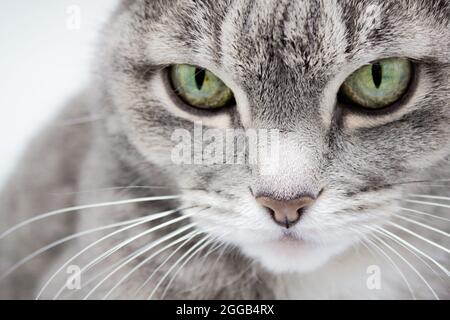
371,62,382,88
195,68,206,90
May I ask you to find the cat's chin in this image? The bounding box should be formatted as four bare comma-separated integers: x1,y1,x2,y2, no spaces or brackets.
240,237,352,274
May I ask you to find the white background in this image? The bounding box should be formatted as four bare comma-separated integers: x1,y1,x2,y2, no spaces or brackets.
0,0,119,186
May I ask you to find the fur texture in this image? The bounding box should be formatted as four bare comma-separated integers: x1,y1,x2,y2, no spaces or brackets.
1,0,449,299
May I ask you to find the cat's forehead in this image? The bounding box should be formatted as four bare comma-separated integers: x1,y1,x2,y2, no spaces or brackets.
142,0,350,68
112,0,449,126
128,0,448,72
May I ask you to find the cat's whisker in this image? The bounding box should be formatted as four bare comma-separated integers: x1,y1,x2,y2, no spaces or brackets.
374,227,444,280
368,229,439,300
388,222,450,254
132,208,222,298
160,236,219,300
370,179,450,189
357,237,379,259
393,214,450,238
197,237,227,267
371,226,449,276
0,195,181,240
147,235,210,300
116,229,203,300
54,114,105,127
418,185,450,188
36,206,187,300
79,211,195,273
398,207,450,222
210,242,229,272
137,231,218,299
348,226,383,258
410,179,450,183
133,229,202,298
63,256,133,299
63,236,170,299
405,199,450,210
163,243,223,296
49,185,209,196
86,224,199,300
216,263,254,295
53,207,199,300
409,194,450,201
352,228,416,299
0,214,153,281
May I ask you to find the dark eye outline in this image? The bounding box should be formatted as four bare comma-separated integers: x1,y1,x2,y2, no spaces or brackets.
163,65,236,117
337,59,418,117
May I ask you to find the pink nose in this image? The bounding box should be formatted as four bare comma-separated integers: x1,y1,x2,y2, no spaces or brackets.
256,196,315,228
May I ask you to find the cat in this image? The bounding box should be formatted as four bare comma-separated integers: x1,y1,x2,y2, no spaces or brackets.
1,0,449,300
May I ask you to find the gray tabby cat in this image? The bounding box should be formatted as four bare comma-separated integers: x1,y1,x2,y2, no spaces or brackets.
1,0,449,299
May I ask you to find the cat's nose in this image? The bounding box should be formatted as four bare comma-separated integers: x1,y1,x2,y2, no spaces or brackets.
256,196,315,228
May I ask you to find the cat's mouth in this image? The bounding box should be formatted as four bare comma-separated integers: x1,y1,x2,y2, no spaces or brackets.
278,230,303,242
239,233,341,274
243,228,317,249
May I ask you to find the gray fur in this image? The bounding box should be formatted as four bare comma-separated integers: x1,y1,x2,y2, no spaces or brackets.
1,0,449,299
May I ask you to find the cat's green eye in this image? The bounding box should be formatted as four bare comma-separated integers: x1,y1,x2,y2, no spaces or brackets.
340,58,413,110
170,64,234,109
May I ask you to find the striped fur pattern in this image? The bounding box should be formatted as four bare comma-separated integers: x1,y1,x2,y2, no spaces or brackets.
1,0,449,299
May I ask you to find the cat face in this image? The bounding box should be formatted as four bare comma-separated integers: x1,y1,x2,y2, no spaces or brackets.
100,0,450,273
